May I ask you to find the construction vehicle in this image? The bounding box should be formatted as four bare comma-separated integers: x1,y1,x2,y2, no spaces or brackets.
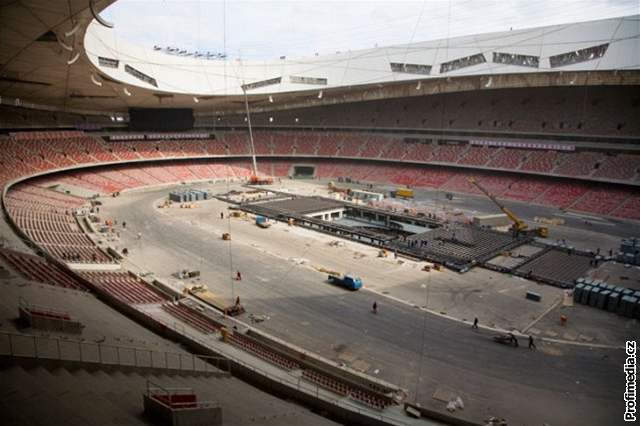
255,215,271,228
249,175,273,185
328,181,351,194
327,273,363,291
390,187,414,199
468,177,548,238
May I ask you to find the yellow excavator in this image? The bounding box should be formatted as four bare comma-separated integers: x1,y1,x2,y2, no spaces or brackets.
468,177,548,238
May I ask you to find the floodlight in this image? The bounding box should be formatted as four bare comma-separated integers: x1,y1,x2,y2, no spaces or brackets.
65,23,81,38
67,52,80,65
58,39,73,52
91,74,102,87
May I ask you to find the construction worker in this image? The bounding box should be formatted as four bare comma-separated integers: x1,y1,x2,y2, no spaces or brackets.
472,317,478,329
236,271,242,281
528,335,536,350
220,212,224,219
372,301,378,314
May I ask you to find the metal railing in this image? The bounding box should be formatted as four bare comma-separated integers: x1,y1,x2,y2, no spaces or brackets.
0,319,410,423
0,330,230,375
146,379,220,410
148,318,410,425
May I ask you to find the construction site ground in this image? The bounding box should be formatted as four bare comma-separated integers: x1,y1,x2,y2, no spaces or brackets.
87,178,640,426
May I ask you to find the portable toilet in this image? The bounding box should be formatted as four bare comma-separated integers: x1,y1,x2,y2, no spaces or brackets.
589,287,601,307
618,295,635,317
580,286,592,305
613,286,626,295
622,296,638,318
617,296,628,315
583,278,594,287
597,290,610,309
607,292,620,312
575,277,585,286
573,284,585,303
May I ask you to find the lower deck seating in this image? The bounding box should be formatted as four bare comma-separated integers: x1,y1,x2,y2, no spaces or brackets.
535,182,587,208
613,196,640,221
226,332,300,371
161,302,220,334
79,271,169,305
4,183,115,264
302,369,391,410
0,248,85,290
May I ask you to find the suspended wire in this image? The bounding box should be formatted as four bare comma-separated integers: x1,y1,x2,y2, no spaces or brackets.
226,172,236,304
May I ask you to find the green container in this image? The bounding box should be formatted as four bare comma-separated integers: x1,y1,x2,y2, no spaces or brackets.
573,284,584,303
589,288,601,307
597,290,610,309
607,292,620,312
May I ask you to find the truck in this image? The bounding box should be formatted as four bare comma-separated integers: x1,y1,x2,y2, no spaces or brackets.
255,215,271,228
327,274,363,290
390,187,414,199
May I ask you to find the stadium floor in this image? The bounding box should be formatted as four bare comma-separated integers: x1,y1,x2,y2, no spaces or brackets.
91,179,640,425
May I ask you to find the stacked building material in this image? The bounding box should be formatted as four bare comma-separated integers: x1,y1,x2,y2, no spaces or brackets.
168,188,211,203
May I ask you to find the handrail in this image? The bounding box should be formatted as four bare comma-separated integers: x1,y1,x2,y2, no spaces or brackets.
1,314,406,423
18,298,72,318
0,330,230,375
146,319,409,425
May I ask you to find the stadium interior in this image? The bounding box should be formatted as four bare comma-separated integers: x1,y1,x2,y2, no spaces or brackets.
0,1,639,425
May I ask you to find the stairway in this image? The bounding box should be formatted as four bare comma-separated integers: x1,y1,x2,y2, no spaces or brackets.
0,361,337,426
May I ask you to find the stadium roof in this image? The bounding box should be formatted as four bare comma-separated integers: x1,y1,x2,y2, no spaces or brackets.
1,1,638,115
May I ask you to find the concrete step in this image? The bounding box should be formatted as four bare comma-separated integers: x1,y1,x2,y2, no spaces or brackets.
9,364,151,424
31,366,131,423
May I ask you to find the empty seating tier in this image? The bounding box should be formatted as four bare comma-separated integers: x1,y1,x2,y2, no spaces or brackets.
161,302,221,334
0,131,639,222
0,248,85,290
226,332,300,371
302,369,392,410
79,271,169,305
